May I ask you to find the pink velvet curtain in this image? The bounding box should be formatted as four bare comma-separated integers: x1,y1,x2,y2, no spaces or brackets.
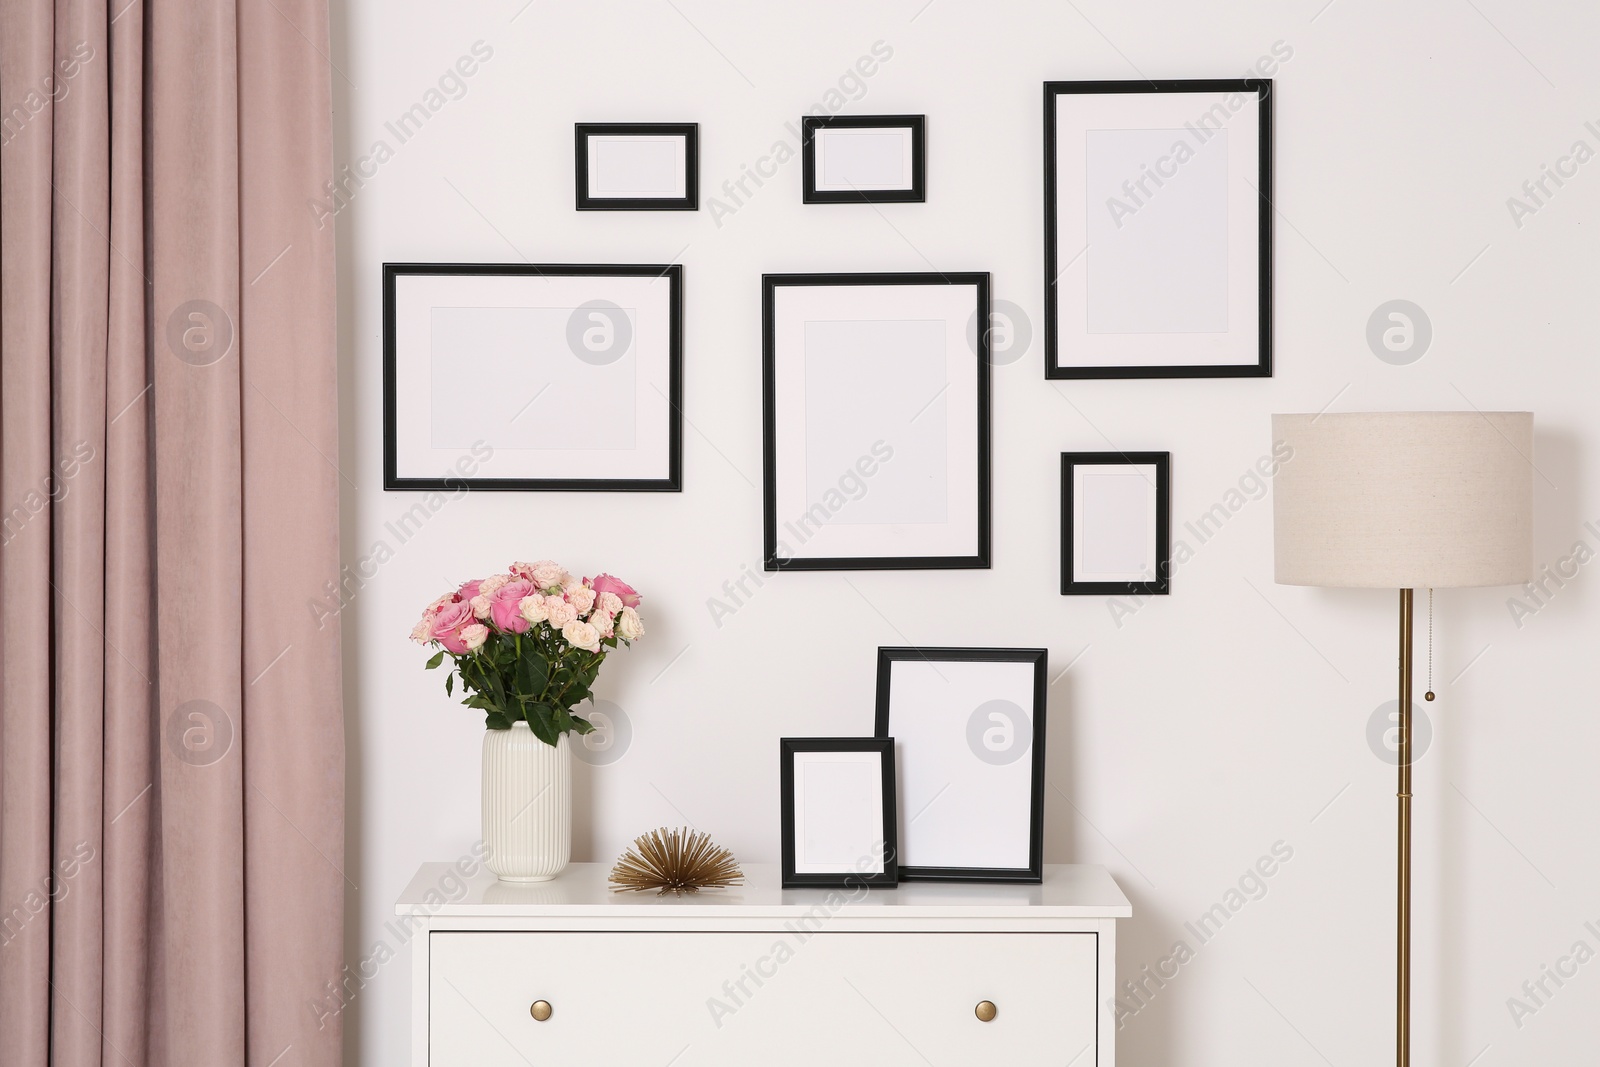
0,0,345,1064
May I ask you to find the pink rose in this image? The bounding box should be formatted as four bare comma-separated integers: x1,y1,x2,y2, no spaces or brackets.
589,574,641,608
479,573,513,597
566,584,597,617
470,594,492,620
594,591,623,619
490,580,534,633
562,619,601,653
531,560,567,590
413,591,463,643
457,579,482,601
545,596,577,629
431,601,475,654
519,595,550,625
460,623,490,652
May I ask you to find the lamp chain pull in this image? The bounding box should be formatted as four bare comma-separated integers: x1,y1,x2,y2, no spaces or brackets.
1425,588,1436,702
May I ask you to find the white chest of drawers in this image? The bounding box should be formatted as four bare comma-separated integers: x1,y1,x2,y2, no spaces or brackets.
397,861,1131,1066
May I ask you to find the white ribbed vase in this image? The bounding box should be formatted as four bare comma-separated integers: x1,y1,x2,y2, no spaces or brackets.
482,725,571,882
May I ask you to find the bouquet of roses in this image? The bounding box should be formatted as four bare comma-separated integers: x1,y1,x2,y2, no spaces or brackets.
411,560,644,745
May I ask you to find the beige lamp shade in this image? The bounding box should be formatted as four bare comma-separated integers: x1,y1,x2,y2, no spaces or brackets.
1272,411,1533,589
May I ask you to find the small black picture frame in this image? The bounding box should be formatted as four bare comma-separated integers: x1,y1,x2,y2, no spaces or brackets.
575,122,699,211
780,737,899,889
1043,79,1272,379
801,115,926,204
874,647,1047,884
1061,451,1172,596
762,271,991,571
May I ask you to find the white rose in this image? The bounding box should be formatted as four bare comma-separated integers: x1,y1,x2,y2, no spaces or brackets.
616,606,644,641
470,594,492,619
594,591,623,619
545,597,578,629
562,619,601,653
532,561,567,590
519,595,549,624
592,611,615,639
479,573,513,597
461,623,490,651
567,585,597,616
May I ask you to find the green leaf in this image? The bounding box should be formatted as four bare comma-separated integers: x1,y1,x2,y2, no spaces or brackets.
569,715,596,735
526,704,560,747
445,673,453,697
425,650,445,670
516,648,549,699
484,710,512,731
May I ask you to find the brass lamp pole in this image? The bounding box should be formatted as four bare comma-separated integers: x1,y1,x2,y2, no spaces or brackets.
1397,589,1412,1067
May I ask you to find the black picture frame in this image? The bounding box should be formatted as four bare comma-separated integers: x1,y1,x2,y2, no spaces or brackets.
574,122,699,211
874,647,1047,884
382,262,683,492
1043,79,1273,379
801,114,927,204
1060,451,1172,596
780,737,899,890
761,271,992,572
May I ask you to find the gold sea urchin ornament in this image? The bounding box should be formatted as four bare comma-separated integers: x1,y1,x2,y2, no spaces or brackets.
609,827,744,896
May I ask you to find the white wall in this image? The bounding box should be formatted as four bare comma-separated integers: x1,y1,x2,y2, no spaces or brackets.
334,1,1600,1063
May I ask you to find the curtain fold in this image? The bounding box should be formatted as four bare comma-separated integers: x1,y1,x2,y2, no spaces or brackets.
0,0,345,1063
0,0,59,1060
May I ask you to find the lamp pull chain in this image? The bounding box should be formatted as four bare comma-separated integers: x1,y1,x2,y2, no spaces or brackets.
1425,588,1436,702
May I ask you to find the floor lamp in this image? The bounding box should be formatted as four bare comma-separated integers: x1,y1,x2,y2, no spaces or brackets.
1271,411,1533,1067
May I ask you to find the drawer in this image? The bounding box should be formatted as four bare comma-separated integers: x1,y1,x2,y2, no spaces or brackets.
429,930,1098,1066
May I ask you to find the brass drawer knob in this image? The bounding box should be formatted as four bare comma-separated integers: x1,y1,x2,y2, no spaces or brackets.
530,1000,552,1022
975,1000,997,1023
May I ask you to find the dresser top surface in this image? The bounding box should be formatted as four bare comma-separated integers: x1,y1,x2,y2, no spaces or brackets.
396,862,1131,918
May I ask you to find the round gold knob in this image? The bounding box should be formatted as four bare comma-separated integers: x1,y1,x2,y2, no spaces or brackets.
975,1000,997,1022
530,1000,552,1022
